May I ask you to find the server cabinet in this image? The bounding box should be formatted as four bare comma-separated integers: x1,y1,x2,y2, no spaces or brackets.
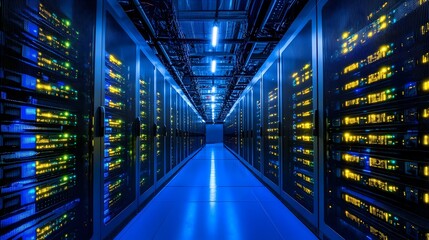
253,80,262,171
138,52,153,195
262,60,280,185
281,21,316,213
155,69,165,180
321,0,429,239
239,100,245,158
101,10,137,229
170,90,177,169
165,83,171,174
177,97,183,163
0,0,94,238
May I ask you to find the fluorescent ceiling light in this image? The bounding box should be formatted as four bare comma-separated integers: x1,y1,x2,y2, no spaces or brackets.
212,86,216,93
211,95,215,102
212,25,218,47
211,60,216,73
211,104,215,109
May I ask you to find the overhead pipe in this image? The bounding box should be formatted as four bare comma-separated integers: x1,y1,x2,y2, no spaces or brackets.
131,0,206,118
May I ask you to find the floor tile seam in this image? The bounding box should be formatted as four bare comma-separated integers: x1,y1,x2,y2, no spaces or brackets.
150,203,176,240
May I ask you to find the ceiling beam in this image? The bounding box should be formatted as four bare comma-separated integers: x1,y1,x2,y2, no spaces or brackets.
157,37,280,44
189,52,235,57
177,10,247,21
191,62,234,67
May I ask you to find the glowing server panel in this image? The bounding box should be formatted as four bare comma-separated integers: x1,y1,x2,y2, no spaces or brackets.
253,81,262,171
103,13,136,224
263,61,280,185
155,69,165,180
139,53,153,195
0,0,93,238
282,22,315,212
323,0,429,239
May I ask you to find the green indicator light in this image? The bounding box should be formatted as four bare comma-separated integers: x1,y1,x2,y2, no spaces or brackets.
64,133,69,138
65,86,70,90
64,41,71,48
64,20,71,26
65,112,69,116
65,62,70,68
64,155,68,160
63,176,68,181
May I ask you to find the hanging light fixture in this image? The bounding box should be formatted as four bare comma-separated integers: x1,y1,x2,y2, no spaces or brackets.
211,23,218,47
211,60,216,73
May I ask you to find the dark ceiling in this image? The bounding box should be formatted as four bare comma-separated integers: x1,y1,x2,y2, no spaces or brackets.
120,0,307,122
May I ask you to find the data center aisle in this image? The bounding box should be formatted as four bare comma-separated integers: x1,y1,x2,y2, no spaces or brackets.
115,143,316,240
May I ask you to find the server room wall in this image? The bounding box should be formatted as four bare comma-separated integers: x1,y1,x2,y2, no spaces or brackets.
224,0,429,239
206,124,224,143
0,0,206,239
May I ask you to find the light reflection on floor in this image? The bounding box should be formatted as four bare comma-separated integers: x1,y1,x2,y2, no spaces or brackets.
115,143,316,240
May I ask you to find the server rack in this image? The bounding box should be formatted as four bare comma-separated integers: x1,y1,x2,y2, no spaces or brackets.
262,60,280,185
165,83,172,174
138,51,154,196
0,0,94,238
170,89,177,169
224,0,428,239
155,69,165,181
253,80,262,171
321,0,429,239
281,20,316,214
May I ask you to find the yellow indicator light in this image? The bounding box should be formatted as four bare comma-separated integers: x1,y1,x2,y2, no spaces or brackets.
424,193,429,204
109,54,122,66
422,53,429,64
379,45,389,52
46,35,52,40
424,166,429,176
342,32,350,39
423,135,429,145
422,80,429,91
380,22,388,29
379,15,386,22
368,31,373,38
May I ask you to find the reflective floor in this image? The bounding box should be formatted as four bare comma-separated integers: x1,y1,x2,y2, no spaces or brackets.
115,143,317,240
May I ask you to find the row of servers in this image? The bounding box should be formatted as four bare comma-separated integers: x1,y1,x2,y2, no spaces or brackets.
224,0,429,239
0,0,206,239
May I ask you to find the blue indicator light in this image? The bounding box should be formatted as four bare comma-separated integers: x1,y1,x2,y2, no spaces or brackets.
24,21,38,37
22,46,38,63
21,106,36,121
21,74,37,90
21,135,36,149
22,188,36,205
22,162,36,178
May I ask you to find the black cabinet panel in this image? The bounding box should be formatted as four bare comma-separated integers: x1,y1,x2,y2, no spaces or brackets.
323,0,429,238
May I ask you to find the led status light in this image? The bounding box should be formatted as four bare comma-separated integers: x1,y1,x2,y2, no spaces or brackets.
38,3,79,38
421,22,429,35
422,52,429,64
108,54,122,66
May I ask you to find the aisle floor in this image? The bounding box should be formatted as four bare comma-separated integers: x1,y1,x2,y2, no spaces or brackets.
115,143,317,240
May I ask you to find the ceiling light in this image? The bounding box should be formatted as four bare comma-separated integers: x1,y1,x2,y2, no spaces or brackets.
212,24,218,47
211,104,215,109
211,96,215,102
212,86,216,93
211,60,216,73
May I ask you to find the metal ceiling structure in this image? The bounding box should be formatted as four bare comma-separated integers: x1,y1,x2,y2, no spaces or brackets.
120,0,307,122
